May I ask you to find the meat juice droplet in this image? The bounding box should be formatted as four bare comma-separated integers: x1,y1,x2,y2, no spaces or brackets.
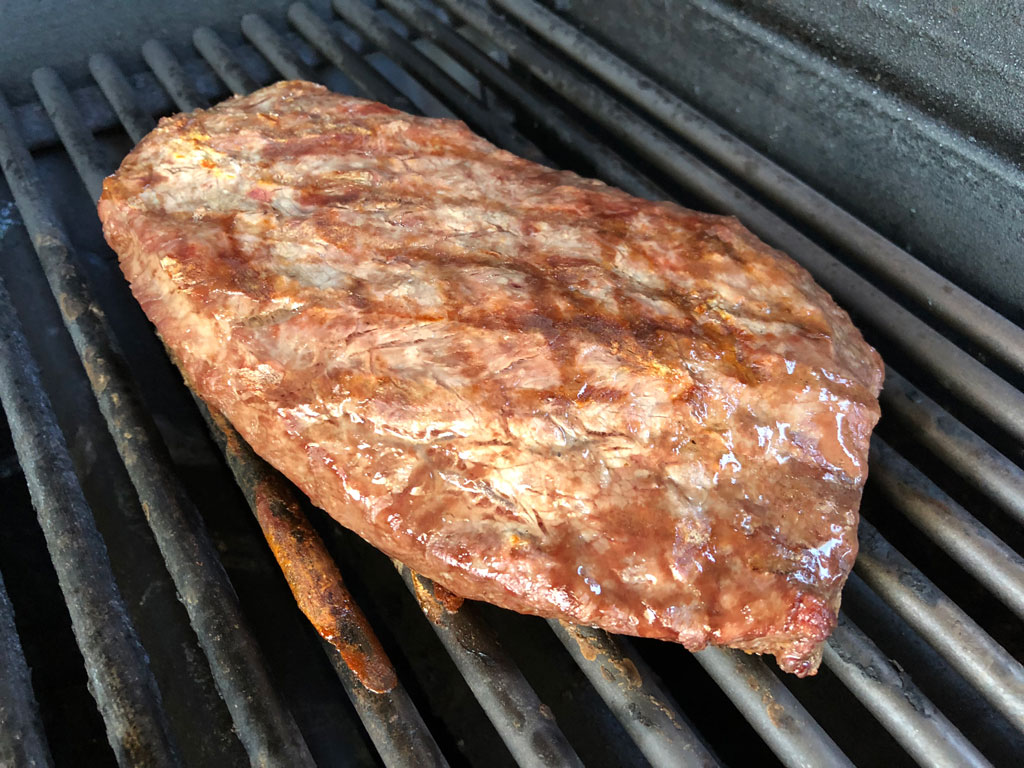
577,565,602,595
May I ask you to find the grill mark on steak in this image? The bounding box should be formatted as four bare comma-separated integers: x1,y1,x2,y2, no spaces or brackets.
98,81,883,675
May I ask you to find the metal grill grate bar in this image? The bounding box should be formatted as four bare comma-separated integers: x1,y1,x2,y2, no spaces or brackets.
489,0,1024,378
32,69,109,203
401,568,585,768
0,81,316,768
823,616,992,767
880,369,1024,525
0,564,54,768
332,0,542,162
855,522,1024,729
693,647,854,768
89,54,158,143
549,621,720,767
870,440,1024,620
242,14,316,82
376,0,668,201
141,40,207,112
433,0,1024,448
288,2,414,111
192,28,259,96
0,275,180,767
203,404,450,768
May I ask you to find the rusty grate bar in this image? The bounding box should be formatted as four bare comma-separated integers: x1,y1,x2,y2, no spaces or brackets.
203,404,449,768
823,616,991,767
693,647,854,767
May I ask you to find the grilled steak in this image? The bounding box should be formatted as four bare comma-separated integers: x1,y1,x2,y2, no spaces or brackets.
98,80,883,675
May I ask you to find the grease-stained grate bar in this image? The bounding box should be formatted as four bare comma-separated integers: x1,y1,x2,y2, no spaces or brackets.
400,568,585,768
0,85,316,768
242,13,316,82
823,616,992,768
433,0,1024,448
193,27,259,96
880,369,1024,524
75,51,449,768
0,565,54,768
142,39,206,112
89,54,157,141
693,646,853,768
854,522,1024,730
32,68,108,202
489,0,1024,378
870,440,1024,620
549,621,719,768
0,276,180,768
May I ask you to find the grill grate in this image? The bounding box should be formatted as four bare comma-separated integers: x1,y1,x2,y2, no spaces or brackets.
0,1,1022,766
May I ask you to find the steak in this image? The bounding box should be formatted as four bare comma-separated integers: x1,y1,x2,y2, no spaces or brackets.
98,81,883,675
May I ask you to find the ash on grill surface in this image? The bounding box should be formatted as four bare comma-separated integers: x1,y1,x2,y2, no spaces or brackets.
0,2,1022,767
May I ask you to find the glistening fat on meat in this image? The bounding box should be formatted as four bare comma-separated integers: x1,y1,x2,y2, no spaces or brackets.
98,81,883,676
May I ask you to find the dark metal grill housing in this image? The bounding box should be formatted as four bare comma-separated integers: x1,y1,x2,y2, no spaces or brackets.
0,1,1022,766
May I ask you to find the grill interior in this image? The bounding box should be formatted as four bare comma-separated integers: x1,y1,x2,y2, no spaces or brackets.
1,1,1022,766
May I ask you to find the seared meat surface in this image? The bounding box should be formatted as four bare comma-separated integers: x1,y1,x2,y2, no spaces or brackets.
98,81,883,675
